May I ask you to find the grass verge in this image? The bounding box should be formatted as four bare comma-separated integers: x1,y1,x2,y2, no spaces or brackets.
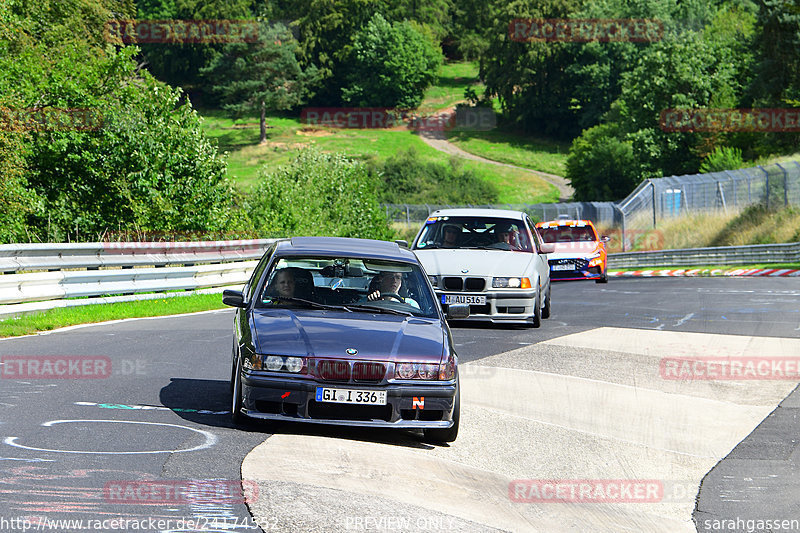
0,293,228,338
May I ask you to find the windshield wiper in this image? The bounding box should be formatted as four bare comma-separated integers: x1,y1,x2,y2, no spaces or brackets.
265,297,352,312
346,304,414,317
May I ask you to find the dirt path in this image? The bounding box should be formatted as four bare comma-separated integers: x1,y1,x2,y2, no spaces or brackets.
416,127,574,201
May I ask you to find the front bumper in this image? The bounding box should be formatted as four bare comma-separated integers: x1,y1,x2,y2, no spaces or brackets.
240,372,457,428
437,289,537,324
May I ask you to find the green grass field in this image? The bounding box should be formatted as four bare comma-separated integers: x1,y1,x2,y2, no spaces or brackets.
199,61,562,202
446,129,570,177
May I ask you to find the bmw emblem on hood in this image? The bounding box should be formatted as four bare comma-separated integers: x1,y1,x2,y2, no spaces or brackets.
346,348,358,356
461,268,469,273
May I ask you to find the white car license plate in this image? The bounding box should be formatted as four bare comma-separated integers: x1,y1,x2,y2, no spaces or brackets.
552,264,573,271
315,387,387,405
441,294,486,305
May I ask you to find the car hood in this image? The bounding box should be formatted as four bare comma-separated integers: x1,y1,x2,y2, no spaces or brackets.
250,310,445,363
546,242,602,259
415,249,534,276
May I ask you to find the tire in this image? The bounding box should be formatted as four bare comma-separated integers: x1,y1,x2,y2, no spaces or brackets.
424,381,460,443
542,285,551,319
596,268,609,284
231,357,249,426
530,287,542,328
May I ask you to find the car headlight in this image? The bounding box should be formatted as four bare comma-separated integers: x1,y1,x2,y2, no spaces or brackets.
439,353,456,381
492,277,531,288
259,355,306,374
395,362,443,380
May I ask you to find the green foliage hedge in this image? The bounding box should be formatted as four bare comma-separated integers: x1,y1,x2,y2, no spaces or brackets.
247,149,394,240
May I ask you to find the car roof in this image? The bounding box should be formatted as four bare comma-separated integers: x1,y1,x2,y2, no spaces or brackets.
427,208,527,220
536,219,596,228
274,237,418,262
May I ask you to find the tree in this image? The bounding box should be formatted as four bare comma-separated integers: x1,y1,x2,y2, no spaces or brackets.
566,123,638,201
341,14,442,109
203,22,319,143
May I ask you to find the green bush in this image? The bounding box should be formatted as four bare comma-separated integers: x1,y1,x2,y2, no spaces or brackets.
373,148,498,204
699,146,744,173
341,14,443,109
566,123,639,201
248,149,394,240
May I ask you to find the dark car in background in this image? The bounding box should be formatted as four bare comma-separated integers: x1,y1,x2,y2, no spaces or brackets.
223,237,466,442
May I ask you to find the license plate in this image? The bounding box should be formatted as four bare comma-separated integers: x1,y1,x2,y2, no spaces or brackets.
315,387,387,405
441,294,486,305
552,264,573,271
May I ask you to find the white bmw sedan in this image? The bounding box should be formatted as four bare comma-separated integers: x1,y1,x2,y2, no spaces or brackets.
411,209,554,327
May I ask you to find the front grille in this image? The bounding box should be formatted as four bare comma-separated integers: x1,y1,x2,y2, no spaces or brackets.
353,362,386,382
469,304,491,314
465,277,485,291
308,401,392,422
443,277,485,291
549,258,589,270
316,359,351,381
443,277,463,290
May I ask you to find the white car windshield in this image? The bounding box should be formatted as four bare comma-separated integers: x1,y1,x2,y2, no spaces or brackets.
413,216,533,252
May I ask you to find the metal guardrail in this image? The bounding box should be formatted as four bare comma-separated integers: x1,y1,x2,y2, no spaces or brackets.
0,240,275,317
608,242,800,269
0,240,271,273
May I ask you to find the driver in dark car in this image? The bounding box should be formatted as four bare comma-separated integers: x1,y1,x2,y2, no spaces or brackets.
366,271,420,308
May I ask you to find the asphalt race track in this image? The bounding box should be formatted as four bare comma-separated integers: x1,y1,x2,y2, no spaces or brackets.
0,277,797,532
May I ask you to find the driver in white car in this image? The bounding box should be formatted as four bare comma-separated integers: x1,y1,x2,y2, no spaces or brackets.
366,271,420,308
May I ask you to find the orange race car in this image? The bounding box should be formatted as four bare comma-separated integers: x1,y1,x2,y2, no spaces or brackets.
535,218,609,283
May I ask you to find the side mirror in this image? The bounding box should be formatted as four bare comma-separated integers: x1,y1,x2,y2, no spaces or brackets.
395,239,409,248
539,243,555,254
222,289,247,308
447,304,470,320
601,236,610,242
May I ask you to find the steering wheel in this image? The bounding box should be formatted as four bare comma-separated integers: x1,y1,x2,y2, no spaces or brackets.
379,292,405,302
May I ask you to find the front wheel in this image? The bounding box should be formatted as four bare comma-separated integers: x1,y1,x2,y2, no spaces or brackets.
423,382,460,443
529,288,542,328
596,269,609,284
231,358,248,426
542,285,551,319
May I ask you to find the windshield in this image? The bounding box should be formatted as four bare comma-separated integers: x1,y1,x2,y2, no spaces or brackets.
412,216,533,252
256,256,439,318
538,225,598,243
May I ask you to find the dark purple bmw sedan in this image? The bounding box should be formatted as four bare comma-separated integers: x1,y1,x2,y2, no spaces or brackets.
222,237,468,443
